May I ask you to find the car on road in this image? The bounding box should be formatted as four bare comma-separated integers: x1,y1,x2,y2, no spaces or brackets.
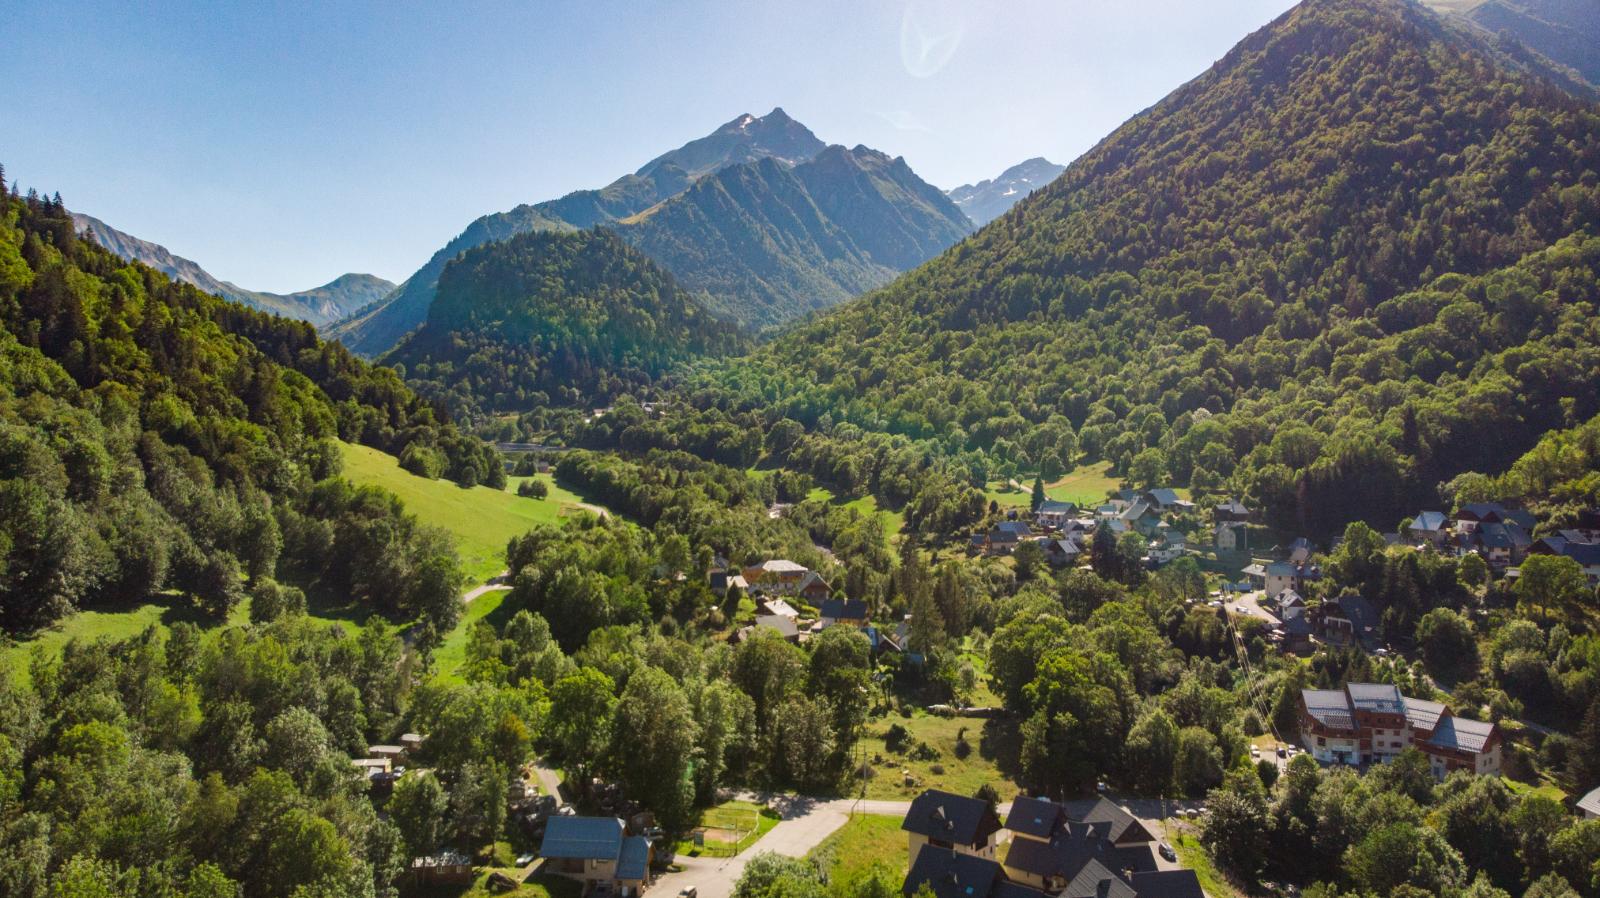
1276,744,1287,757
1159,843,1177,862
679,888,698,898
1250,745,1260,758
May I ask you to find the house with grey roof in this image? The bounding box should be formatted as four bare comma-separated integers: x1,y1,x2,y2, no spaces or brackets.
1578,786,1600,819
903,788,1003,863
1298,683,1501,777
1034,500,1078,529
902,792,1200,898
1408,511,1450,547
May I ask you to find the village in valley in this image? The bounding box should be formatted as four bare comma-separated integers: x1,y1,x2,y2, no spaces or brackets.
374,473,1600,898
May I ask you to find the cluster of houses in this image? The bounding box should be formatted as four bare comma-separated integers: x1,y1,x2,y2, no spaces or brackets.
1407,504,1600,582
714,558,908,653
900,789,1203,898
966,489,1211,571
1297,682,1502,778
351,733,426,793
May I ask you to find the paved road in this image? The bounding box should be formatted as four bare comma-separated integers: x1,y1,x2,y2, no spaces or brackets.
653,796,858,898
1228,590,1280,626
532,760,565,802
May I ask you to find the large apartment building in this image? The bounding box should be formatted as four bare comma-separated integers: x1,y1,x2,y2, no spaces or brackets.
1298,682,1501,778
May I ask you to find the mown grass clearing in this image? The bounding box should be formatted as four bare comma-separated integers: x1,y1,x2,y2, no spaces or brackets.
806,485,905,541
340,442,605,584
1,596,252,683
986,462,1130,509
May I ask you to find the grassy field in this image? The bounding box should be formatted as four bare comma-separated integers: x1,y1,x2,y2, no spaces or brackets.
985,462,1124,509
1170,829,1246,898
806,486,905,542
1,596,253,683
861,710,1021,800
1503,775,1568,803
431,589,512,684
3,443,602,684
673,799,781,859
807,814,907,892
340,442,603,584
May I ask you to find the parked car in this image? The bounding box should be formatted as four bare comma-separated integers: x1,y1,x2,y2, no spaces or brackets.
515,853,536,867
679,888,698,898
1276,745,1287,758
1159,843,1177,862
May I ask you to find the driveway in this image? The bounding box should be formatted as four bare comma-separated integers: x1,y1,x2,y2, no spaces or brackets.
649,793,1192,898
652,797,858,898
1228,590,1279,626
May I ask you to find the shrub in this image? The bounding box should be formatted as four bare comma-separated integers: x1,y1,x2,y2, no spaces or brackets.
884,724,910,753
517,478,550,499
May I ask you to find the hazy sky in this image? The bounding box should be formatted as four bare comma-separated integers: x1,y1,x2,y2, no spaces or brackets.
2,0,1297,292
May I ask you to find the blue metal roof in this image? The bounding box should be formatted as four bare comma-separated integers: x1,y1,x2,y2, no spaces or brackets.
616,836,650,881
540,816,623,860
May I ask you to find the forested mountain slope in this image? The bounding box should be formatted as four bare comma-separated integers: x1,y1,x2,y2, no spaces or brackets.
382,228,746,423
0,182,499,635
617,145,972,327
71,212,394,326
689,0,1600,536
330,109,969,352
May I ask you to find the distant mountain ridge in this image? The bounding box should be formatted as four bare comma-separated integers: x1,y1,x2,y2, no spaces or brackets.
1424,0,1600,89
71,212,392,326
947,157,1066,226
618,144,973,326
329,108,969,352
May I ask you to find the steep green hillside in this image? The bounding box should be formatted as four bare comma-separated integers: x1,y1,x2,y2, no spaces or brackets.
382,228,746,422
338,440,602,582
0,184,498,635
680,0,1600,537
617,144,972,328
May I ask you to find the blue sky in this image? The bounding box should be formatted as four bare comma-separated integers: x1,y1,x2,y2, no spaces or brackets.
1,0,1296,292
